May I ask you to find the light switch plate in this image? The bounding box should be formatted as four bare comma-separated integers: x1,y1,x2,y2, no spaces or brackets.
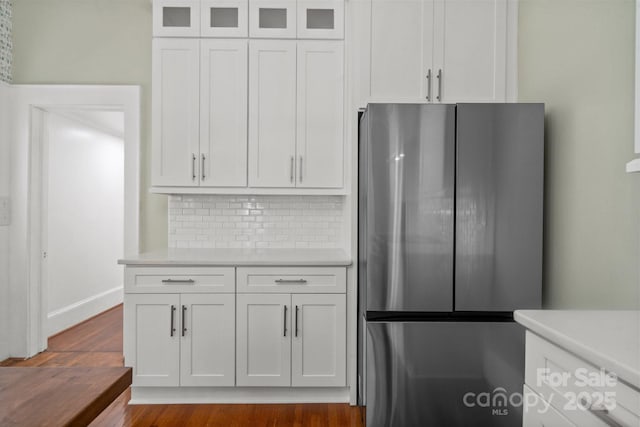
0,197,10,226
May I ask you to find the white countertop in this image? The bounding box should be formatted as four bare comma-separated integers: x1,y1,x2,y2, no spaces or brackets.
118,248,352,266
515,310,640,389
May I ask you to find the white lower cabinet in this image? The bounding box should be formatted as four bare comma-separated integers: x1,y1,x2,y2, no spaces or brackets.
125,293,235,387
124,264,349,402
236,293,346,387
291,294,346,387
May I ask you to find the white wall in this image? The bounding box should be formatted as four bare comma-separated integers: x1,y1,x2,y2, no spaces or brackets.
45,112,124,336
0,82,10,360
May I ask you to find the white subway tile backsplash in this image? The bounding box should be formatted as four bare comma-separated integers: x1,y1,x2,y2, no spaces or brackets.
168,195,345,249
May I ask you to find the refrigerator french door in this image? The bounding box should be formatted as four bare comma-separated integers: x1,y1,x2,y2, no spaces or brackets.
358,103,544,427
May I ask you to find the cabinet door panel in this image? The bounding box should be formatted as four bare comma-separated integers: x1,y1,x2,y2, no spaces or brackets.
180,294,235,386
296,41,344,188
434,0,507,102
248,41,297,188
370,0,434,99
200,40,248,187
292,294,346,387
152,38,200,187
125,294,180,387
236,294,291,386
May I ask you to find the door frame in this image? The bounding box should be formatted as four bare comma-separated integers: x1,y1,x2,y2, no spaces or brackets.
10,85,140,357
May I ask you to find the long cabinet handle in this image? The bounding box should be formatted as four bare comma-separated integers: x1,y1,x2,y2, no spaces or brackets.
182,305,187,337
162,279,195,284
295,305,299,337
290,156,294,183
299,156,303,182
426,69,432,101
275,279,308,284
201,154,206,181
191,154,197,181
283,305,288,337
170,305,176,337
436,69,442,102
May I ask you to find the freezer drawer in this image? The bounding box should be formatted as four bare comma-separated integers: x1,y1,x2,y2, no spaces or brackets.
366,321,525,427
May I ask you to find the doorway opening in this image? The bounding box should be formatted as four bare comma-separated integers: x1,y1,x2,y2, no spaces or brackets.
11,85,141,357
41,108,125,337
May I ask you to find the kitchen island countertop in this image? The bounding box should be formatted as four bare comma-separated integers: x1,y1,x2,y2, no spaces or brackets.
118,247,352,266
515,309,640,389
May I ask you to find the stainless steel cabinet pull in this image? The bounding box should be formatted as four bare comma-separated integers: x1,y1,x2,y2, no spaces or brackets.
192,154,197,180
579,399,623,427
436,69,442,102
161,279,195,284
426,69,432,101
295,305,299,337
182,305,187,337
170,305,176,337
283,305,288,337
201,154,206,181
299,156,303,182
274,279,308,284
290,156,294,183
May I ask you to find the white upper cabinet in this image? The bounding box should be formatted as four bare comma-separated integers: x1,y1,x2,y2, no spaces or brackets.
154,0,202,37
200,39,248,187
249,0,297,38
296,41,344,188
201,0,249,37
153,38,248,188
368,0,513,103
434,0,507,102
370,0,434,100
152,38,200,187
297,0,344,39
249,40,344,189
248,40,298,187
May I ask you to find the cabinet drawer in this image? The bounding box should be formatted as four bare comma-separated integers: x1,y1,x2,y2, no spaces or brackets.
525,331,640,427
237,267,346,293
125,267,235,293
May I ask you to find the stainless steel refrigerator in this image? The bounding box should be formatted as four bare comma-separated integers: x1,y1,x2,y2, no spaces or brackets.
358,103,544,427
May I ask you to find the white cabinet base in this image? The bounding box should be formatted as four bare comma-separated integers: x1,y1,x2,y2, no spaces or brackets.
129,386,350,404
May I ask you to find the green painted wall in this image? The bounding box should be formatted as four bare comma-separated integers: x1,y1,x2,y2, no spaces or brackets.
11,0,166,251
519,0,640,308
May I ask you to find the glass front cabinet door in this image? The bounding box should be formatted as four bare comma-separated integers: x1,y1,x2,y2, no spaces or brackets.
249,0,297,38
153,0,201,37
297,0,344,39
201,0,249,37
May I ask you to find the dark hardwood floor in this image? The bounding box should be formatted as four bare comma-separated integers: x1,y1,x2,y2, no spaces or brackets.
1,304,364,426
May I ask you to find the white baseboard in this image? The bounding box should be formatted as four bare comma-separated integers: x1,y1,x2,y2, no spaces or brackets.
47,286,123,337
129,386,351,405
